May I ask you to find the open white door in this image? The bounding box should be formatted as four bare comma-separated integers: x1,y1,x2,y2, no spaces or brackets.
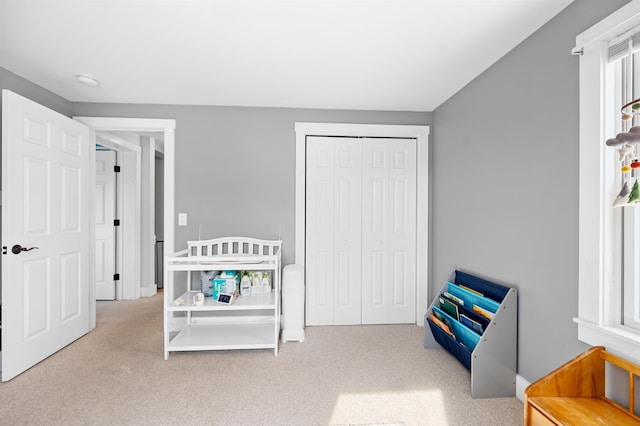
95,150,116,300
1,90,92,381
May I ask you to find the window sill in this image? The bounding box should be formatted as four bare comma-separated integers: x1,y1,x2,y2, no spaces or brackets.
574,317,640,365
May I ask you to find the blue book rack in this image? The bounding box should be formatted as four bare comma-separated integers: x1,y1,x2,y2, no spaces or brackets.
424,270,517,398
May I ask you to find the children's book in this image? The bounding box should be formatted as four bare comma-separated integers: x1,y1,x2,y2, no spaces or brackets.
459,284,484,297
443,291,464,306
473,304,495,320
429,313,454,338
433,309,454,334
439,296,459,320
460,314,483,334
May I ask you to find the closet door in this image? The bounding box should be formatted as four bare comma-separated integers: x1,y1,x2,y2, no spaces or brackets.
305,136,416,326
361,138,417,324
306,137,362,325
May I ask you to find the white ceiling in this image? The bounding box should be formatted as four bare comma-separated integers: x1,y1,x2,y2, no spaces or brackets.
0,0,574,112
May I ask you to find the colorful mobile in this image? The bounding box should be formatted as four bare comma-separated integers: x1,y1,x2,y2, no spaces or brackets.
607,98,640,207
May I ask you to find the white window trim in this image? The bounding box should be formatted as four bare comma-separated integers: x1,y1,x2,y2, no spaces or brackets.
576,0,640,365
621,53,640,332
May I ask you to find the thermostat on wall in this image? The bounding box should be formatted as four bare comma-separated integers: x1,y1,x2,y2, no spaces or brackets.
216,293,235,305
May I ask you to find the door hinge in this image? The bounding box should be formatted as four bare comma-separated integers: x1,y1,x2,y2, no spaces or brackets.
114,165,121,173
114,219,120,226
114,273,120,281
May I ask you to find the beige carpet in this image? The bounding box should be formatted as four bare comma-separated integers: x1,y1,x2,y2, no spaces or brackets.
0,292,523,425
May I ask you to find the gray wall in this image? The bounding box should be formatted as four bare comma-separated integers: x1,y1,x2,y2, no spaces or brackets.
431,0,631,382
0,67,72,117
72,102,431,265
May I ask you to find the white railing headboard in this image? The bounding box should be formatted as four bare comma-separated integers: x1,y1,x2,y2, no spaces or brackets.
186,236,282,258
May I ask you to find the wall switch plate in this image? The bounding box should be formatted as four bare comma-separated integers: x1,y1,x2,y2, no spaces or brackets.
178,213,187,226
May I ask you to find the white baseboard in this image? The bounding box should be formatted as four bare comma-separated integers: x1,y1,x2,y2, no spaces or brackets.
140,284,157,298
515,374,530,402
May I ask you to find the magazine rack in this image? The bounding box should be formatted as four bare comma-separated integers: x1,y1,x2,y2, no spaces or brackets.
424,270,517,398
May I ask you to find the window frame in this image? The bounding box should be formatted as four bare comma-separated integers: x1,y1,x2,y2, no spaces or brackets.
620,52,640,332
624,200,640,331
576,0,640,365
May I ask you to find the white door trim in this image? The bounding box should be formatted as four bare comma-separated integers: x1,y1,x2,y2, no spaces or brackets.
294,122,430,326
74,117,175,328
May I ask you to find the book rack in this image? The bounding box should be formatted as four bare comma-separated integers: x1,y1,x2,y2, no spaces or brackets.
424,270,517,398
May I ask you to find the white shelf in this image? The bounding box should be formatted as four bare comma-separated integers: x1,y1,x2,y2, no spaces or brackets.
168,322,276,352
169,290,276,312
166,255,277,271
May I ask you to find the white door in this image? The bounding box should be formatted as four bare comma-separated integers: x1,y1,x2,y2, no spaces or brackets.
305,136,416,326
361,138,416,324
306,137,362,325
305,138,335,326
1,90,92,381
95,150,116,300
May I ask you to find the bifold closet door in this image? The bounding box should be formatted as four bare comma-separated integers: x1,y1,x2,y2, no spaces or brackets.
306,137,362,326
361,138,417,324
305,136,417,326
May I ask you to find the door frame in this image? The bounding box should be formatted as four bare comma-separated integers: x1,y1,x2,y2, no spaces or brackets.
74,117,175,328
294,122,430,326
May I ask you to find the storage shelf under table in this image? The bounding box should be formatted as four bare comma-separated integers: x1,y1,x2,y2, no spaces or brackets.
168,291,276,312
167,322,276,352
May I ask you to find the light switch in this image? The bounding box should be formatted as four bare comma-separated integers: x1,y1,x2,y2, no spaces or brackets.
178,213,187,226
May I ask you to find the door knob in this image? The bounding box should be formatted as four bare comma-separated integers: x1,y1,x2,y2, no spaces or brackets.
11,244,39,254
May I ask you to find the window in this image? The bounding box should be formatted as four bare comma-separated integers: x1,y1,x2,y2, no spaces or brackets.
616,49,640,332
576,0,640,364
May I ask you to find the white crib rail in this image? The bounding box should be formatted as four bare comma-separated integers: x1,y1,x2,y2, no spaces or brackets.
186,236,282,258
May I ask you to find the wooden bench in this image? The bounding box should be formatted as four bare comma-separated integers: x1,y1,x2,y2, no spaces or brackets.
524,346,640,425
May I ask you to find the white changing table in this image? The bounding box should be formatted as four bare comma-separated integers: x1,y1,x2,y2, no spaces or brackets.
163,237,282,359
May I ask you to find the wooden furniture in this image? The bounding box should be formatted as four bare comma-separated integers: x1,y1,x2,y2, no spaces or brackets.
423,270,517,398
164,237,282,360
525,346,640,425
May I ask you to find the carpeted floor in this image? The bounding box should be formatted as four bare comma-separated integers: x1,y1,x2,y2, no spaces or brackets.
0,292,523,425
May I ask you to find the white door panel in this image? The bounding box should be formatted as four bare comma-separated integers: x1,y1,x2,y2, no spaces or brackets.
95,151,116,300
23,257,49,339
2,90,92,381
362,139,390,324
362,138,416,324
305,138,335,325
389,140,417,323
389,139,417,323
333,140,361,325
306,137,362,325
60,251,81,322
